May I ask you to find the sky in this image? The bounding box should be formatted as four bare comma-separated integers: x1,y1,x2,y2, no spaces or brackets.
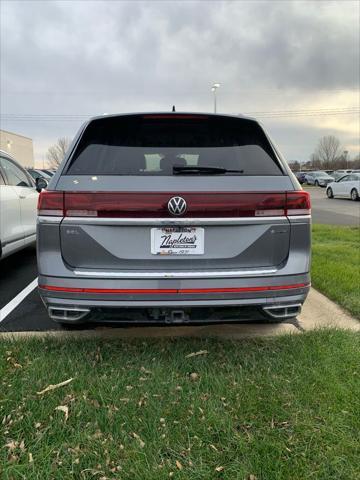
0,0,359,167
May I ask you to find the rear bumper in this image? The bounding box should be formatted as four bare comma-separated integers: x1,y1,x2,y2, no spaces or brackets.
38,273,310,323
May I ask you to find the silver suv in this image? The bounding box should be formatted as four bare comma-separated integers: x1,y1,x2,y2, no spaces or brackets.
37,113,311,325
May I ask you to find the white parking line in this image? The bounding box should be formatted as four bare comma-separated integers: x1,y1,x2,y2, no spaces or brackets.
0,278,38,323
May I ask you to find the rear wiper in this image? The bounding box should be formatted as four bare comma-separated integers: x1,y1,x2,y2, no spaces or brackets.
173,165,244,175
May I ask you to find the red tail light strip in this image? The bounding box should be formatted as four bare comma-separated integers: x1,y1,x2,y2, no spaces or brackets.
38,191,310,218
39,283,310,294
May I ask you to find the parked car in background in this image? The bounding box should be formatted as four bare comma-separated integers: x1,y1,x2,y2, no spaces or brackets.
332,171,346,181
27,168,52,182
37,112,311,326
304,171,334,187
0,151,38,259
326,173,360,201
294,171,306,184
335,169,353,175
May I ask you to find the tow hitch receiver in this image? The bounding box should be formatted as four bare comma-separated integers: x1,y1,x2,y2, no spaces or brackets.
149,308,190,323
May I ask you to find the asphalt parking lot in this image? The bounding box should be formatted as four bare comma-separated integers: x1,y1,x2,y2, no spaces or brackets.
305,186,360,226
1,188,359,334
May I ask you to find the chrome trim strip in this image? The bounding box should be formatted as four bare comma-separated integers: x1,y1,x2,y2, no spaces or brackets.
38,216,62,224
287,215,311,220
39,214,310,226
62,216,291,226
74,267,278,279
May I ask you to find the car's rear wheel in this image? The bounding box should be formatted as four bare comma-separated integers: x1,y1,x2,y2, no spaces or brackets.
327,187,334,199
351,188,359,201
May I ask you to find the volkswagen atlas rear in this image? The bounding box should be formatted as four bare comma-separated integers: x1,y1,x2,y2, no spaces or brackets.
37,113,311,325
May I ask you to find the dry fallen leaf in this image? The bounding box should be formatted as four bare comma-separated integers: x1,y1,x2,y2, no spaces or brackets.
215,466,224,472
55,405,69,422
176,460,183,470
140,366,152,374
28,452,33,463
132,432,145,448
185,350,208,358
189,372,200,382
5,440,17,451
37,378,73,395
248,475,257,480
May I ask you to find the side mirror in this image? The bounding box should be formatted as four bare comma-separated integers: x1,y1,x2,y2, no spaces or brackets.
35,177,48,193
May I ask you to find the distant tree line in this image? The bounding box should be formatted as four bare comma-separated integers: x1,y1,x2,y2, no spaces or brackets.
289,135,360,171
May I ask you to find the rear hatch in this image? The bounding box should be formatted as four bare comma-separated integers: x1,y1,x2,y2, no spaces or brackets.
48,114,304,273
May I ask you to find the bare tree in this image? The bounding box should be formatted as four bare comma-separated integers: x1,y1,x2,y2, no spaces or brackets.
352,153,360,169
312,135,342,168
46,137,71,168
288,160,301,171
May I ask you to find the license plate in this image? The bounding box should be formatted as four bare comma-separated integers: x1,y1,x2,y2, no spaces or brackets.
151,227,204,255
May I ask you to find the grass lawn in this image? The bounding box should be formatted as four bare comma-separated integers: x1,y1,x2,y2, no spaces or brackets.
1,330,359,479
312,225,360,319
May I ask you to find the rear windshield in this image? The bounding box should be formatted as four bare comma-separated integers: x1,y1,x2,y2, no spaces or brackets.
66,115,283,176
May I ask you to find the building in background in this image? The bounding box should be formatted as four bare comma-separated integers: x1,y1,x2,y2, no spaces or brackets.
0,129,34,168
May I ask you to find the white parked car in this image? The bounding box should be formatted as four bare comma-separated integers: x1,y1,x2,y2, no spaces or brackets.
0,151,38,259
326,173,360,201
304,171,334,187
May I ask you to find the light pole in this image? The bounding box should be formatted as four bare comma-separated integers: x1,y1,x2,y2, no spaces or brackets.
211,83,220,113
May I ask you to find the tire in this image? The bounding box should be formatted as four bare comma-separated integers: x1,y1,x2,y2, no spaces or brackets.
327,187,334,199
315,180,319,187
351,188,359,201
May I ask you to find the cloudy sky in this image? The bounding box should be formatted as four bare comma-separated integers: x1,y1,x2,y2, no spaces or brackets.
1,0,359,166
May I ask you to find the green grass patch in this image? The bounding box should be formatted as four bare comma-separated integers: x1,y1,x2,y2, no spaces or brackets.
312,225,360,318
1,330,359,479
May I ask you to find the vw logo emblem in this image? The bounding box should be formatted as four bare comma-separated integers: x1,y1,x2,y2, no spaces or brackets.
168,196,187,216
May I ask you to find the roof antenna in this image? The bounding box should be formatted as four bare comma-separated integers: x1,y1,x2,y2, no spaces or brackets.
172,105,176,112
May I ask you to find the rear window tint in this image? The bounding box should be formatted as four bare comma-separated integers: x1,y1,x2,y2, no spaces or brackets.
66,115,283,176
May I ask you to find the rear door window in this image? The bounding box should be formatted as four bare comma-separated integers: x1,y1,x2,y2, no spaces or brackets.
66,115,284,176
0,157,32,187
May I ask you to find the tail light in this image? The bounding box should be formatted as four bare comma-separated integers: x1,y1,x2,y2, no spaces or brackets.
37,191,310,218
63,192,287,218
37,191,64,216
286,191,311,215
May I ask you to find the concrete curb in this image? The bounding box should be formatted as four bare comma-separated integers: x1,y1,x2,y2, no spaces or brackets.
298,288,360,331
